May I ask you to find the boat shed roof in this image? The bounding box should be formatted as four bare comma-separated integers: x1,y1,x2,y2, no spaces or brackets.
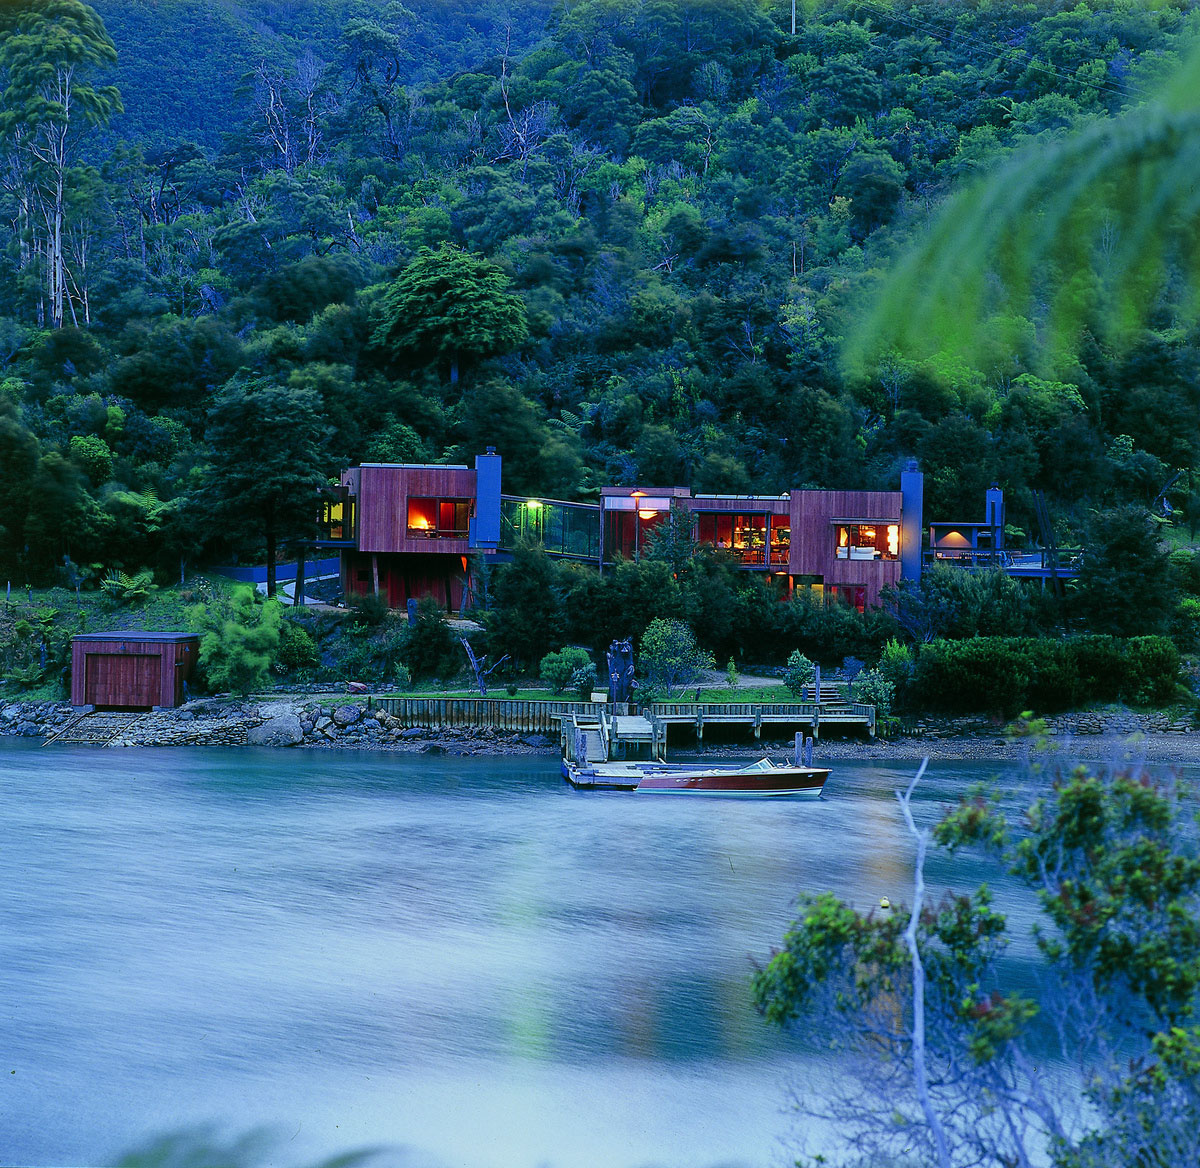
72,631,199,643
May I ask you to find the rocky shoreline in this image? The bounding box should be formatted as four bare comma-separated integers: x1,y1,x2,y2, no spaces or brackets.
4,696,1200,766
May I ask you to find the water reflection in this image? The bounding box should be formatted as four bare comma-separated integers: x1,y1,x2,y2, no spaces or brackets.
4,739,1186,1168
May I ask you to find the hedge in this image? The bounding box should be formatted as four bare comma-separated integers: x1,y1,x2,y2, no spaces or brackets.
907,635,1180,717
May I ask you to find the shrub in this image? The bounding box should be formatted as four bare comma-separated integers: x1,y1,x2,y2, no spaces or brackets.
571,662,598,700
908,634,1183,717
274,620,319,674
639,618,714,697
191,588,282,696
1065,635,1125,704
911,639,1031,717
540,646,592,694
877,638,914,705
347,591,390,627
783,650,816,698
854,669,895,718
726,657,739,688
399,597,460,679
1125,636,1180,705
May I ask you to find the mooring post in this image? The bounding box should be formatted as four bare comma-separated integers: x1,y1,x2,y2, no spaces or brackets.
794,731,802,766
804,736,814,766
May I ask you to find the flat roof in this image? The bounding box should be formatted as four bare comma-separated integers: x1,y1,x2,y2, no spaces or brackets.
359,462,470,470
73,631,198,643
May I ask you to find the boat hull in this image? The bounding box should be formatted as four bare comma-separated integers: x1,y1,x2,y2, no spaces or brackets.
562,758,830,798
634,768,829,798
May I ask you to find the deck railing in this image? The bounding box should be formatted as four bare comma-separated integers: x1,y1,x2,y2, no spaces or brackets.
370,696,607,732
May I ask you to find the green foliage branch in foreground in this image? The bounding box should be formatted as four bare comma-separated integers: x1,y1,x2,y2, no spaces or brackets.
754,751,1200,1167
850,38,1200,373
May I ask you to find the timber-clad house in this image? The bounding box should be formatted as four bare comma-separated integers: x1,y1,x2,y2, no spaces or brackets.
317,450,929,614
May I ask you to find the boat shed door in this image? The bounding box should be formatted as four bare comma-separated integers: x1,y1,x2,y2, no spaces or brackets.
84,653,162,709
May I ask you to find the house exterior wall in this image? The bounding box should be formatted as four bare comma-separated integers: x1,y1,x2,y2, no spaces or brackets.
342,551,468,611
789,489,904,609
352,464,476,555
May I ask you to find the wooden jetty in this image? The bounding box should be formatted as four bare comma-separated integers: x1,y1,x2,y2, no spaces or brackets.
560,692,874,771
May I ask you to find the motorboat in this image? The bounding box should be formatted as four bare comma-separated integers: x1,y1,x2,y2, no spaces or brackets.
562,756,829,798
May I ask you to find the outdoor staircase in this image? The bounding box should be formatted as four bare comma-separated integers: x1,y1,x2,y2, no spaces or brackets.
44,711,145,747
580,727,606,762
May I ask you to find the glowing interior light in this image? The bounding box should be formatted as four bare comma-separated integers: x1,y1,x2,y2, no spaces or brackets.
526,500,542,510
888,524,900,556
638,509,657,520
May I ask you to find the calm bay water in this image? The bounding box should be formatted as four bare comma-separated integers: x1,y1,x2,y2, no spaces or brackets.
0,739,1164,1168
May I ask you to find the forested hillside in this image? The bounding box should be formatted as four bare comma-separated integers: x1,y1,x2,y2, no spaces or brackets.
1,0,1198,587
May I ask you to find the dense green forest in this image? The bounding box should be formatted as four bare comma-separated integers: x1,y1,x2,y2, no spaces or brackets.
2,0,1200,661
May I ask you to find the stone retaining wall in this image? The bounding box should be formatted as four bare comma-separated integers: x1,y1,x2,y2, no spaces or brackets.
0,697,555,754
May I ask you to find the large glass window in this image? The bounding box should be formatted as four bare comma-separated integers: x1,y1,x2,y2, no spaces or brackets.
318,492,356,542
501,498,601,560
603,509,665,561
835,522,899,561
407,497,471,539
696,512,786,567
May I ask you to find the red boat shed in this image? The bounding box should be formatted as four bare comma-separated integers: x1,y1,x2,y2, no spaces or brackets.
70,631,199,711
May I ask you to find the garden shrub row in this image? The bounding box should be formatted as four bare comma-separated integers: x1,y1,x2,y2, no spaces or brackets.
907,635,1180,716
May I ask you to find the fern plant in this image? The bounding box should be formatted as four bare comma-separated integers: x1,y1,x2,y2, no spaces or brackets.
101,569,157,608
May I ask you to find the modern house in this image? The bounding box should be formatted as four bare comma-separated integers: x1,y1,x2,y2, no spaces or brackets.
318,450,501,611
319,452,928,613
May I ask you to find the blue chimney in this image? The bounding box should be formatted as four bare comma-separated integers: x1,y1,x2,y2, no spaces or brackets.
985,484,1004,550
471,447,502,549
900,460,924,581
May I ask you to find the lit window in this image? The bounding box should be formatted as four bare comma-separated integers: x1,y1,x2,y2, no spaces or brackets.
407,497,471,539
835,523,899,561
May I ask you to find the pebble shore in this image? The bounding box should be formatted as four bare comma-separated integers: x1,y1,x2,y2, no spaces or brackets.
4,697,1199,767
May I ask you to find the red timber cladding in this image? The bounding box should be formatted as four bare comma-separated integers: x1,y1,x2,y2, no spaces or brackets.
342,552,466,612
354,465,476,555
71,636,199,709
789,489,903,609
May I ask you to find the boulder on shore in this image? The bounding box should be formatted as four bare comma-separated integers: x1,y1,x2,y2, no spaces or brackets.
247,714,304,747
